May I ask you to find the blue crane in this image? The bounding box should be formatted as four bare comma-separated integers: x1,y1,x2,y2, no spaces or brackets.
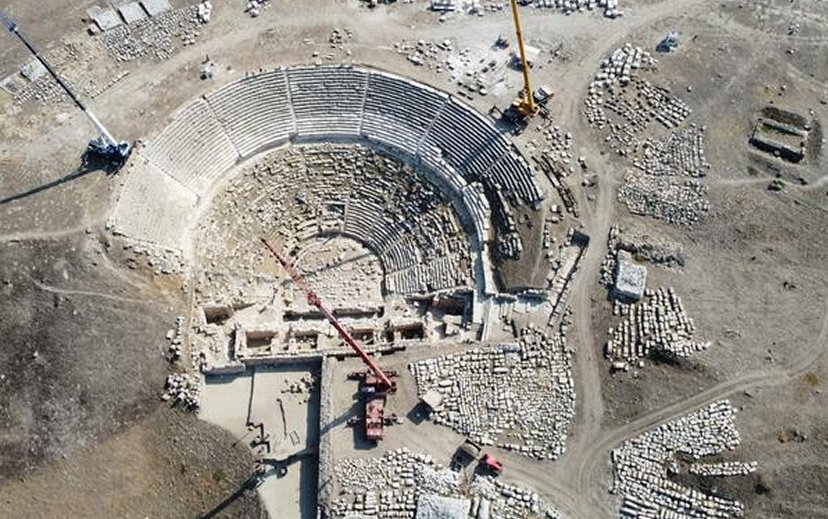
1,9,131,163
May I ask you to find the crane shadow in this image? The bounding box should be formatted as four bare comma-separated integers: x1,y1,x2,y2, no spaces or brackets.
0,150,123,206
197,473,261,519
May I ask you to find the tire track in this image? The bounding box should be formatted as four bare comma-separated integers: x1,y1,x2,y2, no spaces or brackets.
574,296,828,511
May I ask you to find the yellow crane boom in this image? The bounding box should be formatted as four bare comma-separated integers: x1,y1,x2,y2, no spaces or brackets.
510,0,537,116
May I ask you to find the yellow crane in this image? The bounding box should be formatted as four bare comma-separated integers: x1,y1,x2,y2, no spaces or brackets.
509,0,538,117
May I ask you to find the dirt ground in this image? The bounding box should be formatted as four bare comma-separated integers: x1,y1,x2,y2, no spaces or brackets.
0,407,267,519
0,233,175,478
1,0,828,518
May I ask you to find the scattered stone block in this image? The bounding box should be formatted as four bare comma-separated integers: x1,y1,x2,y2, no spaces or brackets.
415,494,470,519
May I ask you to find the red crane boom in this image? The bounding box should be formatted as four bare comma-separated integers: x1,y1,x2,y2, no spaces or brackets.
260,238,396,391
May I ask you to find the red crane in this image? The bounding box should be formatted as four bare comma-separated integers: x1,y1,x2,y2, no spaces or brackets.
260,238,396,441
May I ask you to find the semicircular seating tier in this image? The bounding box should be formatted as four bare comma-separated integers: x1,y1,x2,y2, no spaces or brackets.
195,146,477,298
110,65,544,292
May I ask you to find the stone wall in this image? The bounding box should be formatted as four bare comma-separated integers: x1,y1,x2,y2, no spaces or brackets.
317,356,337,517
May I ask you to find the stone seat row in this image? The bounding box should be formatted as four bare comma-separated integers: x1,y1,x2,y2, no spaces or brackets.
142,66,543,227
385,253,468,294
247,163,468,293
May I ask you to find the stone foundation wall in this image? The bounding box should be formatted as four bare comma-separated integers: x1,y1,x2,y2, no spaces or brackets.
317,356,337,518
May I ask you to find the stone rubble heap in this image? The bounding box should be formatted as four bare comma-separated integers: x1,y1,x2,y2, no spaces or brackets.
430,0,506,16
588,44,657,93
118,241,186,275
600,226,686,286
361,0,416,6
586,78,692,138
99,6,203,62
6,41,131,107
599,226,623,286
606,287,710,369
534,123,576,171
330,28,354,46
541,208,564,244
623,237,684,270
616,125,711,226
195,145,474,304
197,0,213,23
532,0,622,18
396,39,446,69
544,229,588,327
688,461,758,477
332,449,462,517
611,400,751,519
431,0,622,18
416,494,470,519
410,326,575,460
491,186,525,260
310,27,356,61
469,476,563,519
634,125,710,178
166,315,186,361
331,448,563,519
530,117,582,221
617,171,709,226
584,45,691,139
161,372,201,410
394,37,508,101
245,0,274,17
7,73,66,106
4,46,98,107
429,0,458,12
283,373,318,395
583,44,711,226
534,155,579,218
301,239,385,306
